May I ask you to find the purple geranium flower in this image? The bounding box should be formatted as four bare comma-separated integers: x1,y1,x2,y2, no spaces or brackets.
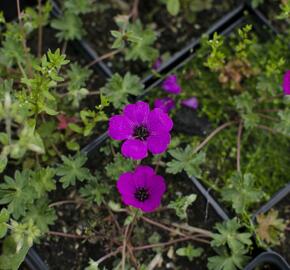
108,101,173,160
162,75,182,94
152,58,162,70
154,97,175,113
117,165,166,212
181,97,199,110
282,70,290,95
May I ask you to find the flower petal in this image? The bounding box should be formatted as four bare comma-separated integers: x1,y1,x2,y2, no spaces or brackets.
133,165,155,187
283,70,290,95
108,115,133,140
147,132,170,155
121,139,148,160
148,108,173,133
124,101,150,125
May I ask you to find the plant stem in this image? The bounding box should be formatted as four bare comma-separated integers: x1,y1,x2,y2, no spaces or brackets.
171,223,213,238
193,121,239,154
49,199,84,208
236,121,243,173
121,224,130,270
133,236,191,251
37,0,43,58
130,0,140,21
48,231,87,239
95,247,122,266
85,49,122,68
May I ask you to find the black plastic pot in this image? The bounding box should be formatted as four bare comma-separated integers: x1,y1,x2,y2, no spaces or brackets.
16,1,288,269
244,251,290,270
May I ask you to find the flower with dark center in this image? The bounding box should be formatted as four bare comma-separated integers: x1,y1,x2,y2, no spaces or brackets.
108,101,173,160
117,166,166,212
133,125,150,141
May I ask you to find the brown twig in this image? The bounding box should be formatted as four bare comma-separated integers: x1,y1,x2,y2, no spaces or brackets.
95,247,122,266
193,121,239,154
121,224,130,270
48,231,87,239
129,0,140,21
49,200,84,208
236,121,243,173
133,236,191,251
85,49,122,68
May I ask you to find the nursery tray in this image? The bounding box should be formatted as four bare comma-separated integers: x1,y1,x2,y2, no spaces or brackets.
20,1,289,269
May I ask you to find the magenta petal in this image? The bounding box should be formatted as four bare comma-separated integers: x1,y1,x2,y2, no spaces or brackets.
108,115,133,140
154,97,175,113
148,108,173,133
162,75,182,94
283,70,290,95
181,97,199,110
117,172,135,195
133,166,155,187
147,132,170,154
124,101,150,125
121,139,148,160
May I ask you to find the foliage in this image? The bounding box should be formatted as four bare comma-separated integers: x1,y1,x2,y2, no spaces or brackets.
221,173,264,214
176,244,203,261
168,194,197,219
101,72,144,109
56,153,92,188
208,219,252,270
166,145,205,178
256,209,286,246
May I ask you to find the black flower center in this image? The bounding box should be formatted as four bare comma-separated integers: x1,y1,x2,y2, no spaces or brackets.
133,125,149,141
134,187,149,202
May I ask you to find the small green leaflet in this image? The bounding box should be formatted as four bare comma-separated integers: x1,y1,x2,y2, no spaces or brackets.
56,153,92,188
166,145,205,178
168,194,197,220
176,244,203,261
167,0,180,16
0,208,9,238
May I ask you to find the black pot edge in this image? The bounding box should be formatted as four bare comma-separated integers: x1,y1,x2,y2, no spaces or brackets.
244,251,290,270
24,2,289,270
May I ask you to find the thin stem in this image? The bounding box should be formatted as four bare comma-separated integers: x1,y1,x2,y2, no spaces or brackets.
171,223,213,238
236,121,243,173
121,224,130,270
85,49,122,68
129,0,140,21
48,231,87,239
37,0,43,58
154,155,162,173
133,236,191,251
62,41,68,55
257,93,284,104
256,113,279,121
95,248,122,266
255,124,279,135
193,121,239,154
49,200,83,208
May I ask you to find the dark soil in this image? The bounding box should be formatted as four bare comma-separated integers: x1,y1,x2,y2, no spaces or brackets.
78,0,236,76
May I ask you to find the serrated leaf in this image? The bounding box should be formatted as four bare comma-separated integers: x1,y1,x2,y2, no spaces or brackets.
176,244,203,261
168,194,197,220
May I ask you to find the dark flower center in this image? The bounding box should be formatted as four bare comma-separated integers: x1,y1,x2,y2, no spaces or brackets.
133,125,149,141
134,187,149,202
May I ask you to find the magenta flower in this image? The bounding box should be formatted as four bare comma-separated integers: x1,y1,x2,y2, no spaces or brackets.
117,166,166,212
162,75,182,94
152,58,162,70
181,97,199,110
154,97,175,113
282,70,290,95
108,101,173,160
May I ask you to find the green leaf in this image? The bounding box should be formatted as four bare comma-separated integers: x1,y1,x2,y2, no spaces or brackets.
51,11,85,41
211,219,252,251
0,208,9,238
0,170,35,219
168,194,197,220
0,236,31,270
101,72,144,109
23,198,56,234
64,0,95,14
0,155,8,173
167,0,180,16
125,21,158,63
105,153,134,180
221,173,264,214
80,172,110,205
56,154,92,188
176,244,203,261
166,145,205,178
